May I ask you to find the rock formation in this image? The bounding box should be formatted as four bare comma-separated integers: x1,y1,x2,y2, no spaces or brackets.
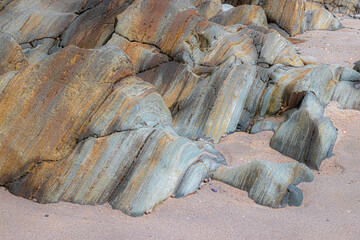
0,0,359,216
222,0,344,36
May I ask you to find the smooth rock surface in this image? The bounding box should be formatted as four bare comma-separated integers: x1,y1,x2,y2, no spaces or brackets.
210,5,268,28
213,160,314,207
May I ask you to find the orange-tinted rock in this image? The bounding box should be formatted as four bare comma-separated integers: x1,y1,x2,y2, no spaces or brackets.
223,0,306,36
0,33,28,71
308,0,359,15
0,0,78,43
0,45,134,184
140,59,257,143
210,4,268,28
106,34,170,73
0,0,358,216
193,0,223,19
303,2,342,31
59,0,132,49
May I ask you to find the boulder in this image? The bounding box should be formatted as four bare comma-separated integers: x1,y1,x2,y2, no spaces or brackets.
300,55,320,65
193,0,223,19
252,92,338,170
213,160,314,207
222,0,307,36
303,2,343,31
222,0,343,36
308,0,359,15
210,5,268,28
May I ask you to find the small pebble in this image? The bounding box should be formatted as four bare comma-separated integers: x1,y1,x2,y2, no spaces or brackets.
44,214,49,217
170,194,175,198
145,210,152,215
211,188,218,192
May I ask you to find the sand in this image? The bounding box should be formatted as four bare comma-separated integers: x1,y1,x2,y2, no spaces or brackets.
1,19,360,240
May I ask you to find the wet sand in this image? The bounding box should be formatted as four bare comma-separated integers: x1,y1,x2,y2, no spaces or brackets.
1,19,360,240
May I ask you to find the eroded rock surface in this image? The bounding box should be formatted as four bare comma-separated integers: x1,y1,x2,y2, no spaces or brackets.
222,0,343,36
0,0,359,216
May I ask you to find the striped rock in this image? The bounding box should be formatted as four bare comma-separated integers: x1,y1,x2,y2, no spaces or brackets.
222,0,307,36
106,33,170,73
303,2,343,32
210,4,268,28
222,0,343,36
139,59,257,143
308,0,360,15
0,32,28,73
193,0,223,19
0,0,359,216
251,92,338,170
213,160,314,207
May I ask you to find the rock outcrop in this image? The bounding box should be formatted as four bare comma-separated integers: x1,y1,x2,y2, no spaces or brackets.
213,160,314,207
0,0,359,216
308,0,360,15
222,0,343,36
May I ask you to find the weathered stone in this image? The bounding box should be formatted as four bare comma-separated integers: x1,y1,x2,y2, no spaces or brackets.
0,32,28,71
193,0,223,19
213,160,314,207
210,5,268,28
59,0,132,50
223,0,306,36
0,45,134,185
300,55,320,65
303,2,343,31
308,0,359,15
1,0,359,217
0,0,78,43
139,59,257,143
237,64,360,133
0,0,11,10
252,92,338,170
106,34,170,73
21,38,56,64
223,0,343,36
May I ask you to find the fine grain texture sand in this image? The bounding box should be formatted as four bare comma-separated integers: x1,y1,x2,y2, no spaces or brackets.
1,19,359,240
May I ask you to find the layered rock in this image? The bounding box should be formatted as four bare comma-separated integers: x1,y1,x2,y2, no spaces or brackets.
193,0,223,19
0,32,28,74
139,59,257,143
309,0,360,15
303,1,343,31
222,0,343,36
251,93,338,170
210,5,268,28
213,160,314,207
0,0,359,217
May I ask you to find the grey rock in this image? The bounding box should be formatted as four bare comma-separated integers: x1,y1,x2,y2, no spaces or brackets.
256,92,338,170
213,160,314,208
354,60,360,73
